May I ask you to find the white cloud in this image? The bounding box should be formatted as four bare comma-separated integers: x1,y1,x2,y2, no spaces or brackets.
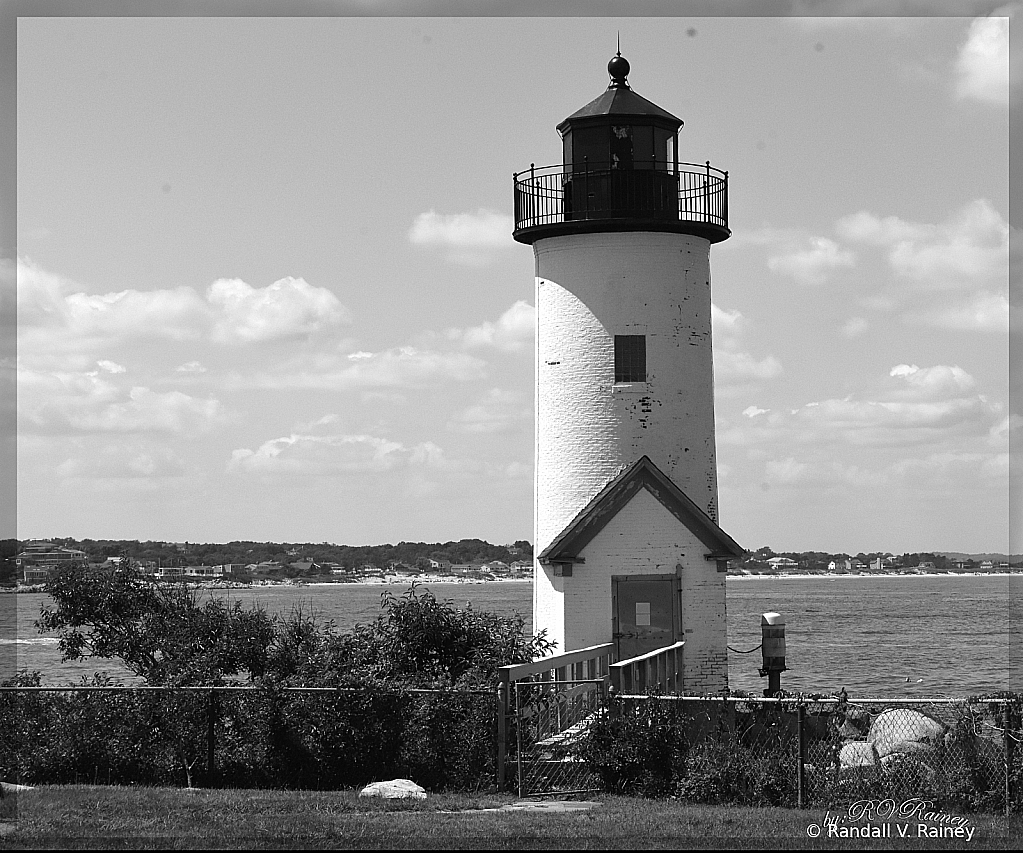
18,367,224,436
711,303,783,387
447,301,534,352
231,346,486,390
206,276,350,343
17,259,352,367
715,350,784,383
727,363,1001,455
836,199,1008,291
447,388,530,434
954,14,1010,105
887,363,977,400
409,208,512,248
228,432,448,476
55,442,187,480
175,361,207,373
764,456,811,484
767,237,855,285
409,208,515,265
711,304,743,333
908,291,1009,332
742,406,769,418
836,211,928,246
96,360,126,374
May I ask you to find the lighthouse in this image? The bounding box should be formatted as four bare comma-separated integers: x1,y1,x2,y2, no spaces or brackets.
513,52,744,692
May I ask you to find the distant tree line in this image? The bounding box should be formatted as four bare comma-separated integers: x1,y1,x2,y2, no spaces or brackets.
742,547,1016,572
13,537,534,572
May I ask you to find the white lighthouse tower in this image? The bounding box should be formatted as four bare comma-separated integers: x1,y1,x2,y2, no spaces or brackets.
513,52,743,692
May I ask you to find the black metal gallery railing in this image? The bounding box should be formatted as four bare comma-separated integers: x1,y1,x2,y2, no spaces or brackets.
513,161,728,236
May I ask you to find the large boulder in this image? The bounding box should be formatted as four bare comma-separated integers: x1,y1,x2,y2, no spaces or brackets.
868,709,944,759
359,779,427,800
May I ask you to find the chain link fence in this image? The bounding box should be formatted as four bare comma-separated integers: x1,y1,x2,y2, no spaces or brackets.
0,685,498,792
574,694,1021,814
511,679,604,796
2,683,1019,813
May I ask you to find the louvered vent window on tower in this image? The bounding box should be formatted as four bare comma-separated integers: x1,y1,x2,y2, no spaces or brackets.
614,335,646,383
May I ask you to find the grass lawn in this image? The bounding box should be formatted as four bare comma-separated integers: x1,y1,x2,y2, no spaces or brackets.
0,786,1020,849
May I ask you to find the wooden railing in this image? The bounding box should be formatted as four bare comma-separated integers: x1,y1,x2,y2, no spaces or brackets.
496,643,613,790
497,642,613,687
609,640,685,695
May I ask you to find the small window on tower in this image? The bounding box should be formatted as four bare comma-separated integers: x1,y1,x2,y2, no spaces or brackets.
614,335,646,383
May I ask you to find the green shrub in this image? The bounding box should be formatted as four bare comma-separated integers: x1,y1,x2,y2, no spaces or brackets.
675,737,797,806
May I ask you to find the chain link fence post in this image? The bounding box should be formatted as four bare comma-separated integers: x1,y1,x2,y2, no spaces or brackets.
1004,701,1015,817
206,689,217,783
796,701,806,809
495,681,508,791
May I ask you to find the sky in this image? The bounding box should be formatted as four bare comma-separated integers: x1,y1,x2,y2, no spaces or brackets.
7,6,1020,555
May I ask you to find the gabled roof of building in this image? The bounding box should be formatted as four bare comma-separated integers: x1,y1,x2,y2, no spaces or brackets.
538,455,745,564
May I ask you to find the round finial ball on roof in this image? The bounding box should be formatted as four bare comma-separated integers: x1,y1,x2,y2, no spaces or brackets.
608,54,630,84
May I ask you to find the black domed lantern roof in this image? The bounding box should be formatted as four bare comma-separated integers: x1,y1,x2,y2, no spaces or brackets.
556,53,683,138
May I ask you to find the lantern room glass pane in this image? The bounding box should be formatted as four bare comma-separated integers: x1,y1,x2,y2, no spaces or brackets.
632,125,654,169
655,128,674,172
572,126,608,172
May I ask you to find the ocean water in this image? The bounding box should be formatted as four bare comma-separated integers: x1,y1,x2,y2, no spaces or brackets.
2,575,1019,697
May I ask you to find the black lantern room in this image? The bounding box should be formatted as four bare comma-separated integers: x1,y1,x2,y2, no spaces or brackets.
513,53,729,245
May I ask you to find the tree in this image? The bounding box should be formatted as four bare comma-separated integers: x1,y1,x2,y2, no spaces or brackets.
36,568,551,690
37,562,275,685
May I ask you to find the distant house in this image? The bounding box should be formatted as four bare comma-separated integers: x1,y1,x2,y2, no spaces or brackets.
483,561,510,574
766,557,799,572
152,565,234,580
247,561,284,577
448,564,485,577
16,540,88,584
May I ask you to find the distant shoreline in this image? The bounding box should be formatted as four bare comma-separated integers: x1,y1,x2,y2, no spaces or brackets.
726,570,1022,580
3,570,1019,594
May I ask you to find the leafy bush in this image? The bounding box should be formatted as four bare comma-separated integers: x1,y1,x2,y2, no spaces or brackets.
579,698,797,805
675,737,797,806
577,698,706,797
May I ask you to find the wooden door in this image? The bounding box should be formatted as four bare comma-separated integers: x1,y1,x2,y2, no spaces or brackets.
611,575,678,661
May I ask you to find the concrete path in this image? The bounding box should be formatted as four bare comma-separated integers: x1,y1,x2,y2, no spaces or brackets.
500,799,601,812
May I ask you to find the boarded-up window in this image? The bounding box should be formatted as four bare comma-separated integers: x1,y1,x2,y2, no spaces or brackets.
614,335,646,383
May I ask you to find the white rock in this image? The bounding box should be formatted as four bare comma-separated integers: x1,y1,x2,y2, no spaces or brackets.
868,709,944,759
358,779,427,800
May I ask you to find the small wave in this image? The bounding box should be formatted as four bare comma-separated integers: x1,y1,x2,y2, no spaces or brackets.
0,637,60,645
